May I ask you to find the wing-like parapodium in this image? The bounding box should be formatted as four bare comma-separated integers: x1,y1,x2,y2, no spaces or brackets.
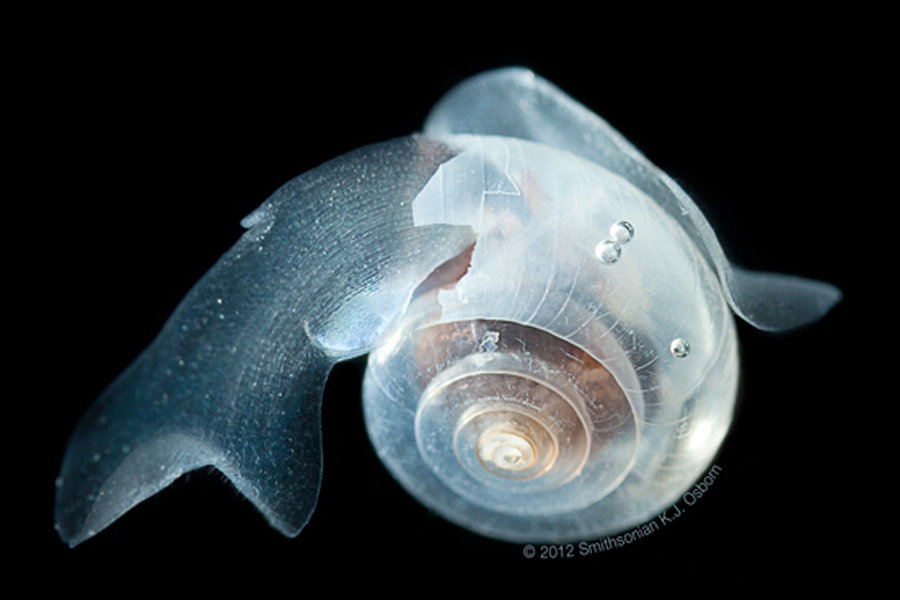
55,136,475,546
424,67,841,331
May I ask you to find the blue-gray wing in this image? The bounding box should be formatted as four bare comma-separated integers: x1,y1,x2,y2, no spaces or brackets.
54,136,475,546
424,67,841,331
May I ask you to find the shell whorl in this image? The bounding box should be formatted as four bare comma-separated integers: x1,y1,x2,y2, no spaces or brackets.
412,319,636,515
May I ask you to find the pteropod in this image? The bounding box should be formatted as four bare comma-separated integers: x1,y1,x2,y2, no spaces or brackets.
54,67,841,546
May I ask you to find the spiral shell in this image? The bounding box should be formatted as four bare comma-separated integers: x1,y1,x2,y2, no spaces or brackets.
363,135,738,542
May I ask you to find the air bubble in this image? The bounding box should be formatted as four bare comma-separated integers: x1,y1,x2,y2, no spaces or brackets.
669,338,690,358
595,240,622,264
609,221,635,244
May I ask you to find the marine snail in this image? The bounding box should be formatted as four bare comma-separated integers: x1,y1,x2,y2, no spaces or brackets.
54,67,841,546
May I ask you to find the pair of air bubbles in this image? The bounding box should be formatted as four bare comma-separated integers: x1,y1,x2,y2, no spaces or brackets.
593,220,690,360
594,220,635,264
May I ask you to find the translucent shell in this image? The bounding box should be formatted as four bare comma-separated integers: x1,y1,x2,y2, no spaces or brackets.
54,68,840,547
363,135,739,541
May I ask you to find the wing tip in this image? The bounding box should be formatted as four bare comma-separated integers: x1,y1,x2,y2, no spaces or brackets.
729,271,843,332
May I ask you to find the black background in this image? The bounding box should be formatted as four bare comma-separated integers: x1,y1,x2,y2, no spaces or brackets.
16,9,878,591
